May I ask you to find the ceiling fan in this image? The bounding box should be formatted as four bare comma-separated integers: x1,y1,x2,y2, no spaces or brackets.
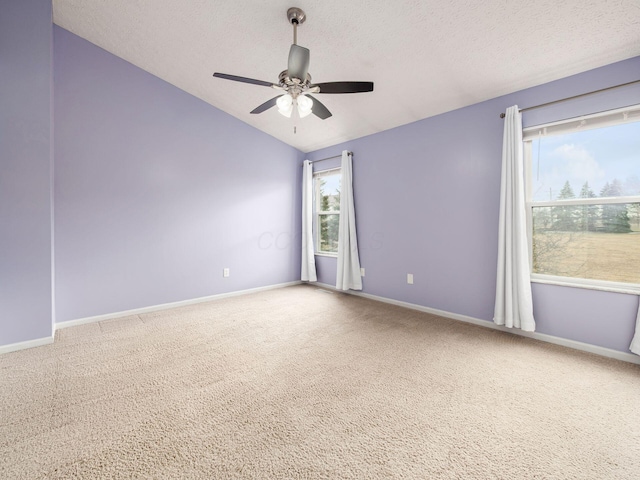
213,7,374,120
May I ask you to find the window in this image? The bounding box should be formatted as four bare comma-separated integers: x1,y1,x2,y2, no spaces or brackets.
314,168,341,255
523,105,640,293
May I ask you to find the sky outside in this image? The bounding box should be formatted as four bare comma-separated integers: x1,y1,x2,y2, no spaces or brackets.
320,172,341,197
530,120,640,202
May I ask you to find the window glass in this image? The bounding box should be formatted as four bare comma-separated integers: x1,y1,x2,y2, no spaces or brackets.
524,108,640,289
529,123,640,202
531,204,640,284
314,170,341,254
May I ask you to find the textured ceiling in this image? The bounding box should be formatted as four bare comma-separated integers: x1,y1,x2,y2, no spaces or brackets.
53,1,640,152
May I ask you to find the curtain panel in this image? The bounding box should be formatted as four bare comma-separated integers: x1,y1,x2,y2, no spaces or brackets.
301,160,317,282
493,105,535,331
336,151,362,291
630,301,640,355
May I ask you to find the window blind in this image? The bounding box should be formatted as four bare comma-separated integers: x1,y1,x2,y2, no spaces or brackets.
523,103,640,141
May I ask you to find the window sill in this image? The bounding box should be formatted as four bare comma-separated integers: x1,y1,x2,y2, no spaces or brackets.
531,274,640,296
315,252,338,258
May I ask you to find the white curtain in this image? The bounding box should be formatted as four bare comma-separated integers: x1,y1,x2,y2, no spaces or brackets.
301,160,317,282
336,151,363,291
493,105,535,331
630,300,640,355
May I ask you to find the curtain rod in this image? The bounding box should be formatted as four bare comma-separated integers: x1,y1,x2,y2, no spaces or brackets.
499,79,640,118
308,151,352,164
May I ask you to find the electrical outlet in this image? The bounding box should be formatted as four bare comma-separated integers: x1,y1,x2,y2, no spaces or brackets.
407,273,413,285
223,268,230,278
360,267,365,277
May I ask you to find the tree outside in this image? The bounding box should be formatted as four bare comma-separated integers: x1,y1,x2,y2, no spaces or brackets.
624,176,640,229
551,181,579,231
577,181,597,232
600,180,631,233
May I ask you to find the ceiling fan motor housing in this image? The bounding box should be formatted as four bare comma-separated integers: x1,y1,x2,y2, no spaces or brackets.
287,44,310,82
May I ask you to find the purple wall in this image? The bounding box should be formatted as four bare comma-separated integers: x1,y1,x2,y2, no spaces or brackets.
0,0,54,345
54,27,303,322
2,7,637,355
308,56,640,353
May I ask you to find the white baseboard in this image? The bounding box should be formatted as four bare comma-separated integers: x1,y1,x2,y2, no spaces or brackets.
56,281,303,330
315,282,640,365
0,335,54,355
8,281,636,365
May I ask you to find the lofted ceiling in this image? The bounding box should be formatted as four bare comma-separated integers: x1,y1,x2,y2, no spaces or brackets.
53,1,640,153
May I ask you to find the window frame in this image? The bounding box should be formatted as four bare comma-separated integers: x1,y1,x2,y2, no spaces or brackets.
523,106,640,295
313,167,341,257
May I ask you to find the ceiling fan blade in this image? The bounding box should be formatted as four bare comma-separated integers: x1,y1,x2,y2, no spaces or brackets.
307,95,332,120
313,81,374,94
250,96,282,114
288,44,310,81
213,73,276,88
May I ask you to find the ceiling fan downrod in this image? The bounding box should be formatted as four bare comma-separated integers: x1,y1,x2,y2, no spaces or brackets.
287,7,305,45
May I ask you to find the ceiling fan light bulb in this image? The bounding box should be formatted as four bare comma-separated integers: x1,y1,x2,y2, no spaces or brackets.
297,95,313,118
277,94,294,117
277,94,293,109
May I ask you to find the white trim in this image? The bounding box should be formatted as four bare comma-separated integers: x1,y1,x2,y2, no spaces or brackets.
314,252,338,258
315,282,640,365
313,167,341,258
56,281,302,330
4,282,637,364
531,274,640,295
0,335,54,355
529,196,640,207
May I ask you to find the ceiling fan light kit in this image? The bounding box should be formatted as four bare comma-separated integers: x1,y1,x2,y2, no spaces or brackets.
213,7,374,122
276,93,313,119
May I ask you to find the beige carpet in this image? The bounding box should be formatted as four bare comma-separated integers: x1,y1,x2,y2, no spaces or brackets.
1,285,639,479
